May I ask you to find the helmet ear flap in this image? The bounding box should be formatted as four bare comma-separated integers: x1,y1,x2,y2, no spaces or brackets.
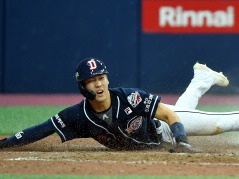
77,81,96,101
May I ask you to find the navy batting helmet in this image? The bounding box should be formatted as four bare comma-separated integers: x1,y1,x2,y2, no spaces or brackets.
75,58,109,100
75,58,109,82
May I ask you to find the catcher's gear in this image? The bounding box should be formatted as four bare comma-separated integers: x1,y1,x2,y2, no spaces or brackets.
75,58,109,100
0,138,7,149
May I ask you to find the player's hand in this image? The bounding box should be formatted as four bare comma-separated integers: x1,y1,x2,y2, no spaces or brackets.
177,142,201,153
0,138,7,149
169,142,201,153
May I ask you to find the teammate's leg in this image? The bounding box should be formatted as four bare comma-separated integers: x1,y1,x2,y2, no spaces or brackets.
178,109,239,136
175,62,229,109
163,103,239,136
158,63,232,137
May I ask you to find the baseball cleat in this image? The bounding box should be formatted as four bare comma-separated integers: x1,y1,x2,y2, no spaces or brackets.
193,62,229,87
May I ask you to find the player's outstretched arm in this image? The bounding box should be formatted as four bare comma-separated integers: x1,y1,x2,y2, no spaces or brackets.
154,103,199,153
0,119,55,149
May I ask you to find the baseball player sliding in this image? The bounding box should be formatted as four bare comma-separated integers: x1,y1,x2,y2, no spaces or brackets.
0,58,236,153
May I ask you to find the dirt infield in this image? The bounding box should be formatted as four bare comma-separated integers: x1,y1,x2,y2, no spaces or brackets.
1,134,239,176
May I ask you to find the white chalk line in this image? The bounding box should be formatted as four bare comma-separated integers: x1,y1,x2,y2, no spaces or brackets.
4,157,239,166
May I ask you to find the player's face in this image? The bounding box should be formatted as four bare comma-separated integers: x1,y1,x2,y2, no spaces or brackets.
84,74,109,102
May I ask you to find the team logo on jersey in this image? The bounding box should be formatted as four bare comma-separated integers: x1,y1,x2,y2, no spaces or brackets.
125,116,143,134
124,107,132,115
127,91,142,108
103,114,109,120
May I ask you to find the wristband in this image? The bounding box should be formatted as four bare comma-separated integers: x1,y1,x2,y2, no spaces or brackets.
170,122,186,138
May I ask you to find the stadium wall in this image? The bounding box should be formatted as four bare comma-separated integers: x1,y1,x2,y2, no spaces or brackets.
1,0,239,94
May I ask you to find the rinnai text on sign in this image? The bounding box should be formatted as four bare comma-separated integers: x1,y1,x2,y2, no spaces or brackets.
142,0,239,34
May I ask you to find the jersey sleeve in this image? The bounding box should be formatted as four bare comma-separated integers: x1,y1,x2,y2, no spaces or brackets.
50,104,90,142
114,88,161,119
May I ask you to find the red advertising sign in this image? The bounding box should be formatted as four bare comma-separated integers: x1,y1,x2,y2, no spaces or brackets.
142,0,239,33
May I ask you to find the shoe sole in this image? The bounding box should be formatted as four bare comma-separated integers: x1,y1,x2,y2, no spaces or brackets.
193,62,229,87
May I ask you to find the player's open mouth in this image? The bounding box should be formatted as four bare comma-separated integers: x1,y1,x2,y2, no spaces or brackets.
96,90,103,94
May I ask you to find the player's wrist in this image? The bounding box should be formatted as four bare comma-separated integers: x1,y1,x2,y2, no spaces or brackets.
170,122,188,143
175,135,188,144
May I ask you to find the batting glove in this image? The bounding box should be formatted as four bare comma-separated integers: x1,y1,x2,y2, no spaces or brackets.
0,138,8,149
